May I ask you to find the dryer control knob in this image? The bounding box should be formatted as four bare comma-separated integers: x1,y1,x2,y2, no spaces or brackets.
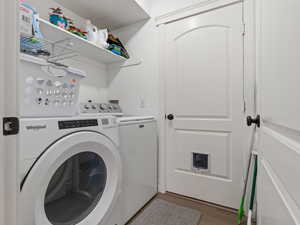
99,104,108,110
46,80,53,87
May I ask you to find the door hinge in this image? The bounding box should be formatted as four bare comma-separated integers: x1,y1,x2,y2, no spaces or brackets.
243,100,247,113
242,23,246,36
3,117,19,136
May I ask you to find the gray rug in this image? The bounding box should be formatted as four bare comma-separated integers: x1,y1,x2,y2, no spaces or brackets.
130,199,202,225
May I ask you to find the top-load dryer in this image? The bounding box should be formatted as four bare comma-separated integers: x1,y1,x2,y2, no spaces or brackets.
80,101,158,224
117,116,158,223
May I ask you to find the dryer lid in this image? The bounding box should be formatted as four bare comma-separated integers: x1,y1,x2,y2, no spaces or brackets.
117,116,156,123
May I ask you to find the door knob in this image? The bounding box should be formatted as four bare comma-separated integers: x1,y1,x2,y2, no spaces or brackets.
167,114,174,121
247,115,260,128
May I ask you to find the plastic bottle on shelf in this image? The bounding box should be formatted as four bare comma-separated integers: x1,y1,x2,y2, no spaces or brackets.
86,20,98,44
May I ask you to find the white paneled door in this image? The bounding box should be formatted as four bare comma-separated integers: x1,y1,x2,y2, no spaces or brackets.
164,3,245,208
256,0,300,224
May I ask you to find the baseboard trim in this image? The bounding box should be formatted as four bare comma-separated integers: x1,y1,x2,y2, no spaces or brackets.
161,192,237,214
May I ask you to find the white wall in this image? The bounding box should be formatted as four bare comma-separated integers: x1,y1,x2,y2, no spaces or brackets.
107,20,159,116
24,0,109,103
135,0,151,15
63,57,108,103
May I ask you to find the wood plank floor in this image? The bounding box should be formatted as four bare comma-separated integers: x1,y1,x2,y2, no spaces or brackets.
128,192,240,225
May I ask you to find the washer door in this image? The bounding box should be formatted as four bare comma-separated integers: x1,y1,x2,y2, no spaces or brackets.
20,132,121,225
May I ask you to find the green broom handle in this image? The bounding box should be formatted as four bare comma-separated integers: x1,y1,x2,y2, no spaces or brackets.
249,154,258,211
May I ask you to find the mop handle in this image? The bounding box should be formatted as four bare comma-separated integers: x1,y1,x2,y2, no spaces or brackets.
250,154,258,211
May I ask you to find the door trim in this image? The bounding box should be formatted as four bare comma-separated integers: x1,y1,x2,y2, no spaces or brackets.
0,0,4,222
1,0,19,225
158,23,167,193
155,0,242,26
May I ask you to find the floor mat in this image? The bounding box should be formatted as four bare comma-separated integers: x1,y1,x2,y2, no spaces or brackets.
130,199,202,225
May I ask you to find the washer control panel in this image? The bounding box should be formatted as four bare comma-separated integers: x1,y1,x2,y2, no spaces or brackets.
58,117,117,130
20,54,86,117
58,119,98,130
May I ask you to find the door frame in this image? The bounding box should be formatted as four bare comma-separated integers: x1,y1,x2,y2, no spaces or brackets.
0,0,4,222
157,0,256,196
243,0,259,216
0,0,19,225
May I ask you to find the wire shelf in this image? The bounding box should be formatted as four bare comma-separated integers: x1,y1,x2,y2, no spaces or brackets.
20,36,78,63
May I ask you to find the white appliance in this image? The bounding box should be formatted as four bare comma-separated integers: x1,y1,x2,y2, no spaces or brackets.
80,102,158,224
118,116,158,223
18,56,123,225
18,116,123,225
19,53,86,117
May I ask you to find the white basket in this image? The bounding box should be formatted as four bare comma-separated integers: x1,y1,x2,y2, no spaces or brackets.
19,54,86,118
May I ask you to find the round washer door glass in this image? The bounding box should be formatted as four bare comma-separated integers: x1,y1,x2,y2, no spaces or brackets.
44,152,107,225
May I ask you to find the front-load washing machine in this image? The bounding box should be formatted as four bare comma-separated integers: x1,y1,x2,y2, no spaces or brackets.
18,116,122,225
18,54,123,225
